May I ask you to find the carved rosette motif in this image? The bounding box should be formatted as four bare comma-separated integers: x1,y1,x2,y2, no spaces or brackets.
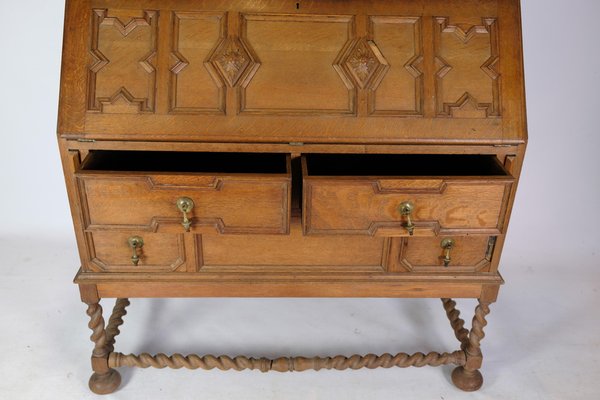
348,43,377,83
335,39,389,89
88,9,158,113
434,17,500,118
208,37,259,87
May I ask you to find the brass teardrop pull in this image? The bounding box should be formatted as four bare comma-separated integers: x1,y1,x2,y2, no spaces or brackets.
440,238,455,267
127,236,144,266
398,201,415,236
176,197,195,232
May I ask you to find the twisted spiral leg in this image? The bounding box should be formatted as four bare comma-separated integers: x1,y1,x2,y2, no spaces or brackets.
87,303,108,359
466,301,491,357
85,301,121,395
441,298,469,348
106,298,130,352
451,299,491,392
109,350,465,372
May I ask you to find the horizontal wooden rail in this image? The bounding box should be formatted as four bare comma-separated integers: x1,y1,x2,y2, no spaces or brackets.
109,350,466,372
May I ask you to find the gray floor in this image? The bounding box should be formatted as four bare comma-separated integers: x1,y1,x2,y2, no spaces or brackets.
1,232,598,400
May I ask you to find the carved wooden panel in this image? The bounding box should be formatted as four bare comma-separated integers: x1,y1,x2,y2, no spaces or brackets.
86,231,186,272
208,36,260,88
240,14,356,115
62,0,526,141
170,12,227,114
434,17,500,118
368,16,423,116
336,38,389,91
88,9,158,113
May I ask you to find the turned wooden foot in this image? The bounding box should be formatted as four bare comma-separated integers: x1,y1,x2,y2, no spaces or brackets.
444,298,491,392
89,369,122,395
80,285,125,395
451,366,483,392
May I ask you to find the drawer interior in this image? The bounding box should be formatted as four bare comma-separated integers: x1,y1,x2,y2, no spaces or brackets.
80,150,289,174
304,154,510,177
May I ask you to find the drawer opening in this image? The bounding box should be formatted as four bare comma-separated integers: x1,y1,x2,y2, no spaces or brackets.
80,151,289,174
304,154,509,177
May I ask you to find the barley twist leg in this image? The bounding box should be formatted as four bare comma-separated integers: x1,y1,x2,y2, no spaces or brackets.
451,299,491,392
106,298,130,352
82,292,121,395
441,298,469,348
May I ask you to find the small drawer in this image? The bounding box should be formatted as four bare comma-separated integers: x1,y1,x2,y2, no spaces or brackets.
85,231,190,272
302,154,513,236
389,236,496,273
76,151,291,234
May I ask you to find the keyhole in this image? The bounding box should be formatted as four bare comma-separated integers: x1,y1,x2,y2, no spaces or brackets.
296,2,300,9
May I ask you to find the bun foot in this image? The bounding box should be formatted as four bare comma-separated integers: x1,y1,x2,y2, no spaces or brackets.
451,366,483,392
89,369,121,395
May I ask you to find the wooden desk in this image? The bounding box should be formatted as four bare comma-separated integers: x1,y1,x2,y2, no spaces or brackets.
58,0,527,393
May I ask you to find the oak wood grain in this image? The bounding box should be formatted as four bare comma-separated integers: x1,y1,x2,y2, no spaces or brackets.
57,0,526,144
58,0,527,393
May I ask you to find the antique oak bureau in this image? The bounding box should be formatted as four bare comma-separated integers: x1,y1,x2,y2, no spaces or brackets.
57,0,527,394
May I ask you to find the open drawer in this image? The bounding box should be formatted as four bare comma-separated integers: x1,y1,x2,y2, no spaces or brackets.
302,154,513,236
76,151,291,234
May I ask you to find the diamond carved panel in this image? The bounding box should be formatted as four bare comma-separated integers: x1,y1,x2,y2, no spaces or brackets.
208,37,260,87
335,39,389,90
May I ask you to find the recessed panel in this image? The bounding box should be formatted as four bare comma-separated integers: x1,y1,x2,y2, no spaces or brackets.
170,12,227,113
369,16,423,115
434,17,501,118
88,9,158,113
200,223,386,270
240,14,356,115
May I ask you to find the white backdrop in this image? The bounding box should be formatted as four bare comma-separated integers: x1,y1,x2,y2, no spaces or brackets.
1,1,599,399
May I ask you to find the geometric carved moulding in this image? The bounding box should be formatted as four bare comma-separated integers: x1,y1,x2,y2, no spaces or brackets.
169,12,229,114
396,236,492,273
208,36,259,88
240,14,355,115
87,9,158,113
334,38,389,90
434,17,500,118
366,16,424,116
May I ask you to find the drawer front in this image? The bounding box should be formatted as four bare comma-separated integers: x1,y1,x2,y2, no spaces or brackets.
304,178,511,236
78,174,290,234
76,151,291,234
388,236,495,273
302,154,513,236
198,221,388,273
85,231,189,272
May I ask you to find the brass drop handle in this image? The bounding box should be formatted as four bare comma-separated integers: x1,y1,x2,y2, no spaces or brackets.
176,197,195,232
440,238,455,267
128,236,144,266
398,201,415,236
